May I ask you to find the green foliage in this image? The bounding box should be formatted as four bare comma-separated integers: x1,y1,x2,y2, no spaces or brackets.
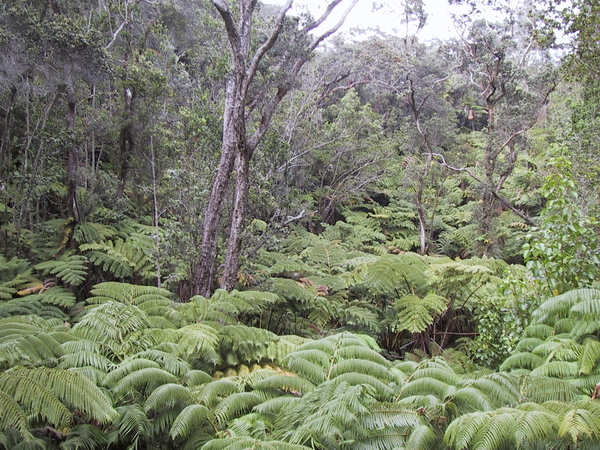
524,159,600,295
34,251,88,286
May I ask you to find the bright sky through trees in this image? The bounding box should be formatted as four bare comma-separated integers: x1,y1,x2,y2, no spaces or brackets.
267,0,474,40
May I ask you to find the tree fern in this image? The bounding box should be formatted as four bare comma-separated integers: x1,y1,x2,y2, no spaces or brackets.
72,302,152,348
393,293,448,333
169,404,215,439
0,389,34,442
108,404,154,450
532,289,600,327
213,392,263,424
61,423,108,450
202,437,313,450
87,282,173,316
281,333,393,400
0,366,116,442
34,251,88,286
80,233,155,281
218,325,279,367
357,254,428,298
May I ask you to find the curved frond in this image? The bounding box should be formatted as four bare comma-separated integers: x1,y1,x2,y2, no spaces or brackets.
61,423,109,450
144,383,194,413
110,367,179,400
405,425,440,450
170,404,214,439
253,375,314,395
213,392,263,424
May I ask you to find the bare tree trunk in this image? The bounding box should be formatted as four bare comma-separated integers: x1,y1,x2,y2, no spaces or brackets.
0,87,16,180
221,150,251,291
193,76,246,298
191,0,358,297
66,87,80,223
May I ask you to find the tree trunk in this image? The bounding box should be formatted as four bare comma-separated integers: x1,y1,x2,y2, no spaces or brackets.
193,76,246,298
221,149,251,290
190,0,358,297
66,87,80,223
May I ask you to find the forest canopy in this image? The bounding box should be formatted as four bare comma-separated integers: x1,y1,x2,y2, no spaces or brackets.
1,0,600,448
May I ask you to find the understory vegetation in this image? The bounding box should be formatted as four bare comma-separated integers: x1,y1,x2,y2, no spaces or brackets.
1,0,600,448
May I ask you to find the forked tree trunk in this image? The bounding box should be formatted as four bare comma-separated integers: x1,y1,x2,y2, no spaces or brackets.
192,0,359,298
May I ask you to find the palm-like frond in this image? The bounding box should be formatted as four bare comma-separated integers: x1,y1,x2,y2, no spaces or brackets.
60,424,108,450
87,282,173,317
393,293,447,333
532,289,600,326
144,383,194,414
404,424,441,450
580,339,600,376
201,437,312,450
0,366,116,441
72,302,152,346
253,375,315,395
34,251,88,286
444,407,560,450
559,406,600,443
219,325,278,366
499,352,544,371
81,234,155,280
0,389,34,441
358,254,427,297
108,404,153,449
213,392,263,424
169,404,215,439
282,333,393,399
109,366,179,401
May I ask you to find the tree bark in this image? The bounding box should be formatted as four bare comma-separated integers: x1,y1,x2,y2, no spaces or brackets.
193,75,247,298
66,87,80,223
192,0,358,297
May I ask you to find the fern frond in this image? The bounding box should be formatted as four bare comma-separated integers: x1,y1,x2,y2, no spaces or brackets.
253,375,314,395
195,379,241,408
87,282,173,314
34,251,88,286
499,352,544,371
404,424,440,450
170,404,214,439
144,383,194,413
61,423,108,450
182,370,214,387
109,404,153,446
531,361,579,378
108,366,179,400
523,376,581,403
213,392,263,424
359,402,420,429
202,437,313,450
558,407,600,443
359,255,427,297
0,389,34,441
2,367,117,423
72,302,151,346
533,289,600,325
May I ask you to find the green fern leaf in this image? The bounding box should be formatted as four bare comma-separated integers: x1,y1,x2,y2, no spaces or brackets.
170,404,214,439
34,251,88,286
144,383,194,413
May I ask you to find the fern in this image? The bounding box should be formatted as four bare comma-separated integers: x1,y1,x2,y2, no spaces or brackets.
61,424,108,450
358,254,428,297
202,437,313,450
34,251,88,286
81,233,155,280
108,404,153,449
0,367,117,427
170,404,215,439
393,293,447,333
